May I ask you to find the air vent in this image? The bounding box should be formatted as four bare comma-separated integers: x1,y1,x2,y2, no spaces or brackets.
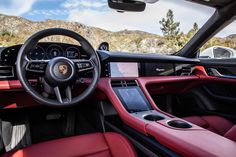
180,67,193,76
111,80,138,87
0,66,14,78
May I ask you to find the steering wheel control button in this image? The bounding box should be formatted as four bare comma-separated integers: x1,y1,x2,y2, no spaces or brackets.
77,61,93,72
27,62,47,73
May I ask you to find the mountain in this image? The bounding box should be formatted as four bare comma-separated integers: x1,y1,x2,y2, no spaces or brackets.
227,34,236,39
0,14,235,54
0,14,174,54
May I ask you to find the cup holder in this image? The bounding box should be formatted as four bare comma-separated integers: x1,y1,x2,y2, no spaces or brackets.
167,120,192,128
143,114,165,121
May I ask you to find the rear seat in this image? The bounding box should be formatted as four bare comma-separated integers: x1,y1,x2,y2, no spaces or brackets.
183,116,236,142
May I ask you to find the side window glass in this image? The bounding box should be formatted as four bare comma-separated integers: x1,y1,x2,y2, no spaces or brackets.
199,21,236,59
213,47,232,58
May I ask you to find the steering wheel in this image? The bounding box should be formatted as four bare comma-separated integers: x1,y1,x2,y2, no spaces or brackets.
16,28,101,107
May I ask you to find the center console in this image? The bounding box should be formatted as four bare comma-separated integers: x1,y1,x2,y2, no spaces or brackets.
111,80,192,129
98,77,236,157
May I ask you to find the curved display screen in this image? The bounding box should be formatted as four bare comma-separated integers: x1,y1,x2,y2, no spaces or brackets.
110,62,139,77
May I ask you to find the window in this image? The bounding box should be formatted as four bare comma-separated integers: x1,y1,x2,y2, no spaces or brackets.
200,21,236,59
0,0,215,55
214,47,232,58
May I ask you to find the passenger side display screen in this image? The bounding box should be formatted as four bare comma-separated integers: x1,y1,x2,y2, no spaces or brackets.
110,62,139,77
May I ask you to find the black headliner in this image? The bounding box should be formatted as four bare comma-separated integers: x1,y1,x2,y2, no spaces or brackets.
188,0,234,8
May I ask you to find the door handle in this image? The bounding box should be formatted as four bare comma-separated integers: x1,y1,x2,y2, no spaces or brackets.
208,68,236,79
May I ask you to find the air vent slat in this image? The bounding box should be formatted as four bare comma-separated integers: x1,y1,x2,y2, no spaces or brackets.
180,67,193,76
111,80,138,87
125,80,138,86
0,66,14,78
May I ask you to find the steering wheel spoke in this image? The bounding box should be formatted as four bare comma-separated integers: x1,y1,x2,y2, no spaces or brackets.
54,86,63,104
74,59,94,73
54,86,72,104
26,60,48,74
65,86,72,102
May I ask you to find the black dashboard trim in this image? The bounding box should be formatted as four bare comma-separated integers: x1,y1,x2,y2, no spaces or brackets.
98,50,200,64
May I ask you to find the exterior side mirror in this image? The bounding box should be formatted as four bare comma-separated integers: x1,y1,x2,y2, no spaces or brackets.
98,42,110,51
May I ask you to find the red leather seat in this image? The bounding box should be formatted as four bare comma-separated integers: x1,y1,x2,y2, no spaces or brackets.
183,116,236,142
4,132,137,157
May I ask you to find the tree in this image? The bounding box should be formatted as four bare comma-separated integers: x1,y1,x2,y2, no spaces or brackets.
159,9,180,37
193,22,199,32
187,22,199,38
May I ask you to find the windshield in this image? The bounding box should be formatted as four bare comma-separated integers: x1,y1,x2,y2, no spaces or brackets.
0,0,216,55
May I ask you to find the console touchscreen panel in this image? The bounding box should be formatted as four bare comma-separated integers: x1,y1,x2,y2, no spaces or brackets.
114,87,152,112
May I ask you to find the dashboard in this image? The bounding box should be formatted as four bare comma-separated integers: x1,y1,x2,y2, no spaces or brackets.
0,43,200,80
105,61,195,78
99,51,200,78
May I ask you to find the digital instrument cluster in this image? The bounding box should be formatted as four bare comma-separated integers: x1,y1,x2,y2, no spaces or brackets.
27,44,80,60
0,43,88,65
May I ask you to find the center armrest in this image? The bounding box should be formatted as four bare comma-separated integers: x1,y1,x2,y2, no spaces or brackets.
146,120,236,157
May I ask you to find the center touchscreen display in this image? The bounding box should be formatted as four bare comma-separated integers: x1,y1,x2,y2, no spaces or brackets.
110,62,139,77
114,87,152,112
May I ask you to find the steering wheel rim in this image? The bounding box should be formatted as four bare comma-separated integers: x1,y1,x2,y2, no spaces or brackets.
16,28,101,107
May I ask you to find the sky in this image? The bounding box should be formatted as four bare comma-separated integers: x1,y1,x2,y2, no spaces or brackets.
0,0,235,37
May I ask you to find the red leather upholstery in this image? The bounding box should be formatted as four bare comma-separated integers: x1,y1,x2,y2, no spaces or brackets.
4,132,137,157
183,116,236,142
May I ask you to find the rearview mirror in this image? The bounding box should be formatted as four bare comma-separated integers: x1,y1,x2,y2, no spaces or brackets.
108,0,146,12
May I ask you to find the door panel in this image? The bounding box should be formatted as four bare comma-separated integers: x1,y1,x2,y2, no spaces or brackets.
198,59,236,120
203,83,236,102
200,58,236,77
